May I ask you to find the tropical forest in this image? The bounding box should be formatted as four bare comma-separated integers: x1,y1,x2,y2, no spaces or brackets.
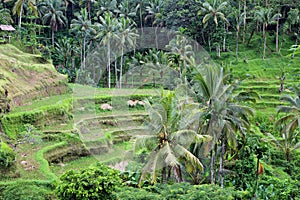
0,0,300,199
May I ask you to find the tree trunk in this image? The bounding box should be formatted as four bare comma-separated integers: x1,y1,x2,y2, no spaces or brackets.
119,47,124,88
107,41,111,88
208,33,211,52
247,28,255,46
263,24,266,61
216,44,220,58
51,29,55,46
83,35,86,69
139,2,143,34
210,148,215,184
162,164,167,183
242,0,246,44
88,0,91,20
18,0,24,28
114,55,118,88
218,137,225,188
236,27,239,62
276,18,279,52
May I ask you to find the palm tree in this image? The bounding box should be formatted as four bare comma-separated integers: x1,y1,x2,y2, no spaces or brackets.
273,12,282,53
134,0,146,33
286,8,299,33
11,0,37,28
0,8,13,24
145,0,164,48
39,0,67,46
228,2,244,62
80,0,96,20
192,65,253,186
199,0,229,57
145,0,164,26
95,0,117,17
254,8,277,60
116,0,136,20
274,86,300,161
71,8,96,70
135,91,211,185
118,17,138,88
97,12,119,88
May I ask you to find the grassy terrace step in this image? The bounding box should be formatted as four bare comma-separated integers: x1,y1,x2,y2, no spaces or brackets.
80,126,147,141
75,112,147,127
240,80,294,87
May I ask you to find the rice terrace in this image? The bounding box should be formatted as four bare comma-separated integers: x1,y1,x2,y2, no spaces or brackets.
0,0,300,199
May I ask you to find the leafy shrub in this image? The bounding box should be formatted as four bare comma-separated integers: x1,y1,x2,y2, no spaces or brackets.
1,99,72,139
116,183,247,200
0,142,15,168
1,182,54,200
55,163,121,200
256,175,300,199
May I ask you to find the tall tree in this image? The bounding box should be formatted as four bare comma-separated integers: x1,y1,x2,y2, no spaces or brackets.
0,7,13,24
118,17,137,88
116,0,136,20
199,0,229,58
192,65,253,185
71,8,96,70
97,12,119,88
11,0,37,28
135,91,211,185
39,0,67,46
254,7,275,60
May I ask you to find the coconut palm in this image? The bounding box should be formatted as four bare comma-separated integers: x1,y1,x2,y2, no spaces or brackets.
71,8,96,70
228,2,244,62
254,8,278,60
118,17,138,88
192,65,253,186
116,0,136,20
274,86,300,161
134,0,146,33
135,91,211,185
286,8,299,33
11,0,37,28
0,8,13,24
96,0,117,17
96,12,119,88
39,0,67,46
145,0,164,26
199,0,229,57
80,0,96,20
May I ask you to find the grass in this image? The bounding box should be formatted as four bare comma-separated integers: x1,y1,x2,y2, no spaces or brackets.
50,156,98,176
0,44,67,98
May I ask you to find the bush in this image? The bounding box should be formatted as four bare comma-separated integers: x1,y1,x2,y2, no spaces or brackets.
116,183,248,200
1,182,54,200
55,163,122,200
0,142,15,168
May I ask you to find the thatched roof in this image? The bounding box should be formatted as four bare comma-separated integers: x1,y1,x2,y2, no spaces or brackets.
0,25,15,31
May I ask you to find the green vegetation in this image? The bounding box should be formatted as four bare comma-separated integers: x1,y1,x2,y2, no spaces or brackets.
1,0,300,199
55,163,121,200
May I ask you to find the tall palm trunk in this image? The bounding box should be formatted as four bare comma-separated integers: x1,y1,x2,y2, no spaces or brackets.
18,0,24,28
119,47,124,88
276,17,279,52
263,23,266,60
114,54,118,88
139,2,143,34
218,136,225,188
83,35,87,69
242,0,246,44
236,26,239,62
88,0,91,20
51,29,55,46
107,41,111,88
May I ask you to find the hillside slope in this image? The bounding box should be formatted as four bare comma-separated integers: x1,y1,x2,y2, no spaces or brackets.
0,44,67,106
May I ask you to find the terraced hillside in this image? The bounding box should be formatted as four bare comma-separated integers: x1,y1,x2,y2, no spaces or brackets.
0,44,67,107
